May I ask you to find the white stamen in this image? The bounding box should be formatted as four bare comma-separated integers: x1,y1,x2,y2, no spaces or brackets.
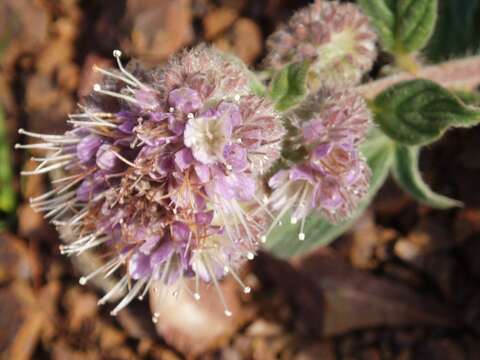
110,278,147,316
98,275,128,305
299,216,307,241
112,49,148,89
21,160,72,176
93,65,139,88
93,84,139,104
31,154,73,163
195,272,200,300
67,119,118,128
78,257,121,285
18,129,70,141
15,143,60,150
203,254,232,318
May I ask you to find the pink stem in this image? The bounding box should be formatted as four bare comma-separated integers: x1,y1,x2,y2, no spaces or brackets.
357,55,480,98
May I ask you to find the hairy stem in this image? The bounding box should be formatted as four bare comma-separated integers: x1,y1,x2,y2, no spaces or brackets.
358,55,480,99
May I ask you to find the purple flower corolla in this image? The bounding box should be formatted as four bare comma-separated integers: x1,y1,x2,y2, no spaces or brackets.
268,88,372,240
17,46,284,318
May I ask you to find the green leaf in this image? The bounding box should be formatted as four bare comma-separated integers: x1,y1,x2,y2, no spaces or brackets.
264,130,394,258
358,0,438,54
392,144,462,208
0,105,15,214
373,79,480,145
426,0,480,62
269,61,310,111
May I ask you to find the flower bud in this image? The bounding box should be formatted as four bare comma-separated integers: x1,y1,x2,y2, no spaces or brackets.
266,0,377,89
268,88,372,238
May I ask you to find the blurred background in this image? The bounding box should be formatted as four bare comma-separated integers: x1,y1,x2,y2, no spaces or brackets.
1,0,480,359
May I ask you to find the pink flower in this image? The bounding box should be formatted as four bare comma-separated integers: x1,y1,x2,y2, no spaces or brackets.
18,46,284,317
268,88,372,239
266,0,377,88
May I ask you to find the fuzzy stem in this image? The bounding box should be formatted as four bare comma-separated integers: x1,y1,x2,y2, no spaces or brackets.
358,55,480,99
395,52,421,75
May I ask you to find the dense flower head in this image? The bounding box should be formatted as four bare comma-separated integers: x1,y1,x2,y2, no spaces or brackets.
18,46,284,317
265,0,377,88
268,89,371,240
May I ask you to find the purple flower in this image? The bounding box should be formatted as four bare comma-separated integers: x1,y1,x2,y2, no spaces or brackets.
268,87,371,228
77,134,103,163
96,144,119,171
168,87,203,113
18,46,282,318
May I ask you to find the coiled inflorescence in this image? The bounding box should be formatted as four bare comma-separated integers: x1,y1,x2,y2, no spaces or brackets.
17,46,284,317
265,0,377,88
263,0,375,242
267,89,372,241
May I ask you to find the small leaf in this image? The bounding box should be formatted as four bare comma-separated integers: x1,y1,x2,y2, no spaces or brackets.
0,105,16,214
359,0,438,54
373,79,480,145
269,61,310,111
392,144,462,209
264,130,394,258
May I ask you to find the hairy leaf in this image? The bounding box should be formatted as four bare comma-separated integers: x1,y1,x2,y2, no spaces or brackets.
359,0,438,54
373,79,480,145
392,144,462,208
264,130,393,258
269,61,310,111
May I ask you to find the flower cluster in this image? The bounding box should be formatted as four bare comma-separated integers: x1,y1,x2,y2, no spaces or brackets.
268,89,372,240
265,0,377,88
18,46,284,317
18,0,377,318
262,0,374,241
